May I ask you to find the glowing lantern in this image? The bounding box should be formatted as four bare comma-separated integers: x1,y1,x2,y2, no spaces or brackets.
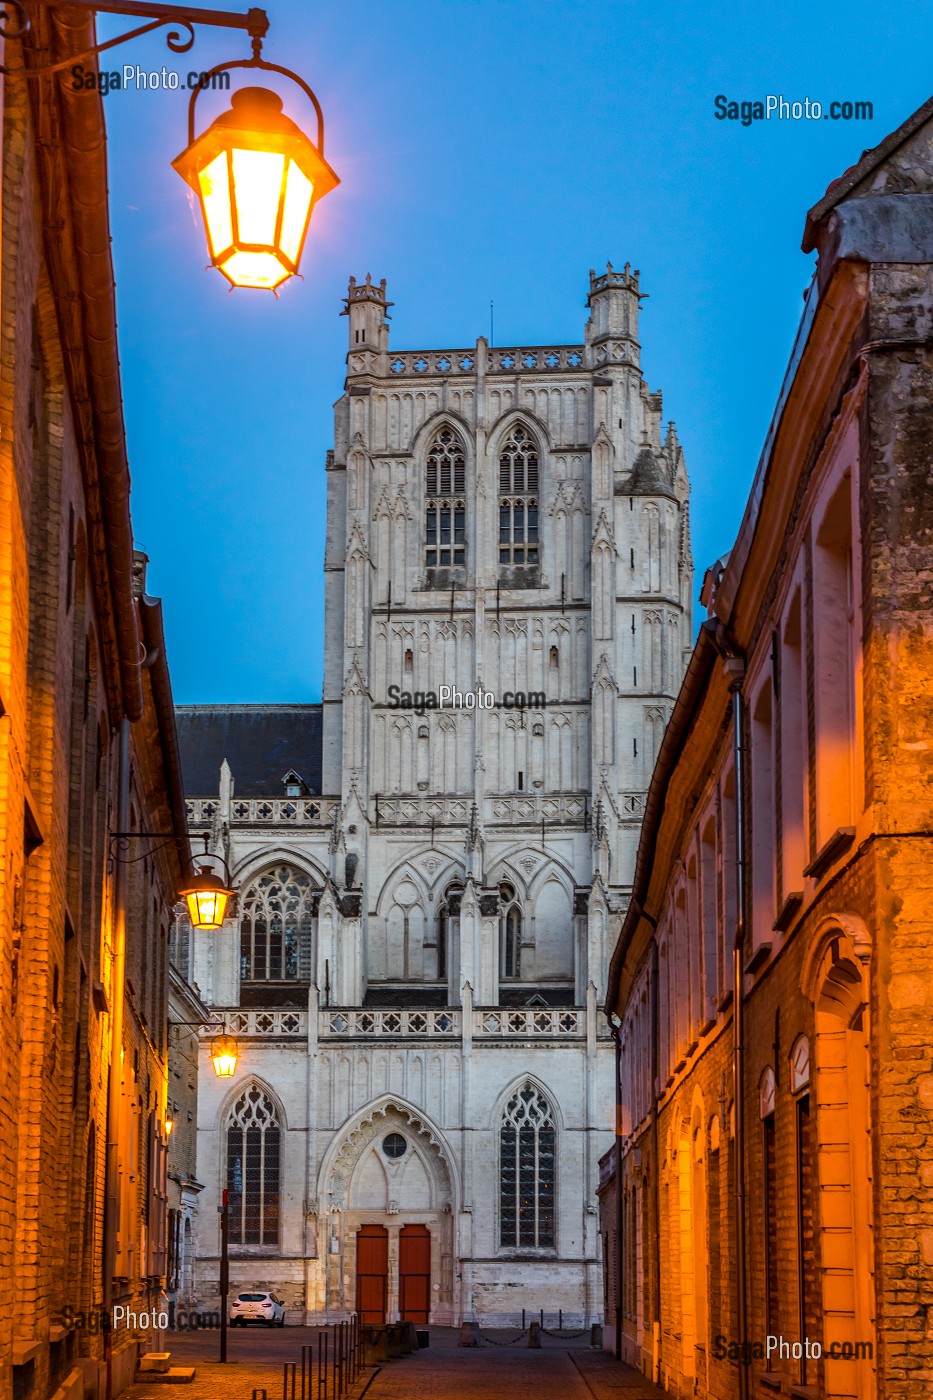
211,1032,239,1079
173,85,339,291
180,864,232,931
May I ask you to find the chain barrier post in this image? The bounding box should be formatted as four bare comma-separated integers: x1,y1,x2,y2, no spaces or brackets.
318,1329,328,1400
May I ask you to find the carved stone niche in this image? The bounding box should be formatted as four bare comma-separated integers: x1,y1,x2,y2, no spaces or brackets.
479,892,500,918
340,892,363,918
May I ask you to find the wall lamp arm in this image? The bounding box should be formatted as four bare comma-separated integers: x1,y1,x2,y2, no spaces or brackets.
0,0,269,77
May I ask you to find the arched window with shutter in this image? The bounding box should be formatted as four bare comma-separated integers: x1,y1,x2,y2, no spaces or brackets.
499,1082,556,1249
239,865,318,983
226,1085,281,1246
498,425,540,572
499,882,522,980
424,427,466,570
436,882,462,982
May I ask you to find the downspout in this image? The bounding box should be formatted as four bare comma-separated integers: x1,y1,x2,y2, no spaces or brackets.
650,934,661,1386
607,1013,623,1361
726,654,749,1400
102,717,131,1398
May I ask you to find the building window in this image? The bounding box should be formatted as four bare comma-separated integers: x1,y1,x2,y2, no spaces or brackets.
499,882,522,980
240,865,318,983
498,425,539,567
436,882,462,981
226,1086,280,1246
499,1083,555,1249
425,427,466,568
764,1111,778,1341
169,913,192,980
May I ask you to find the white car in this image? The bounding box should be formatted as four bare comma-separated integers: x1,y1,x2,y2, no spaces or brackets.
229,1291,286,1327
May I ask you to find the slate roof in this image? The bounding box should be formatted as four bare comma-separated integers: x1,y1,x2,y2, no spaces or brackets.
175,704,323,797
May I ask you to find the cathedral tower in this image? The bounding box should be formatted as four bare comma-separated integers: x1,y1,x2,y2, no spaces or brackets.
183,266,692,1329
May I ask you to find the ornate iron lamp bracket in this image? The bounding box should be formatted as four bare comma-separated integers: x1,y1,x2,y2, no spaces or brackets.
0,0,269,77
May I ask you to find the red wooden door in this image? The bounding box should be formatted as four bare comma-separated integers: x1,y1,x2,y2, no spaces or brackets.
399,1224,431,1324
356,1225,388,1324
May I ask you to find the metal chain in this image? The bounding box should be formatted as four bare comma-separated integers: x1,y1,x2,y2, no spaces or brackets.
540,1326,588,1338
479,1328,529,1346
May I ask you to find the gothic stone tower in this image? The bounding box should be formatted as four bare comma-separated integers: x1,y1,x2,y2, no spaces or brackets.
185,265,691,1327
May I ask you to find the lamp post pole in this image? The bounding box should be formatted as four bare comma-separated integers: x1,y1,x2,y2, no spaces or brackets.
220,1187,229,1362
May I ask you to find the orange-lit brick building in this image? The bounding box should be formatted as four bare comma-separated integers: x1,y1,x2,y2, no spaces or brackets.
603,98,933,1399
0,10,188,1400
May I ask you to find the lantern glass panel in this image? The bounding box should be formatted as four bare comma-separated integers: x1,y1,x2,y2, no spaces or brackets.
218,249,287,291
232,147,285,245
211,1038,238,1077
198,150,233,258
185,886,229,930
280,161,314,263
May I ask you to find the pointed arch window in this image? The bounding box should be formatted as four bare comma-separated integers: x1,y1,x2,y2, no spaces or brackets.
499,882,522,980
240,865,318,983
499,1083,556,1249
499,425,539,568
226,1086,280,1246
436,882,462,981
425,427,466,568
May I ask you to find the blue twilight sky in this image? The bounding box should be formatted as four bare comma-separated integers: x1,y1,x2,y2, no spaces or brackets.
99,1,933,704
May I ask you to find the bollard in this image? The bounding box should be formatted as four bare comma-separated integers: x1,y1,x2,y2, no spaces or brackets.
318,1330,328,1400
539,1308,544,1329
559,1309,563,1331
522,1309,526,1331
458,1320,481,1347
528,1321,541,1349
590,1322,602,1350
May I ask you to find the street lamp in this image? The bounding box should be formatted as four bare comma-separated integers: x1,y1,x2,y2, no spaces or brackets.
179,863,233,931
109,833,235,932
210,1031,239,1078
173,83,338,291
0,0,338,292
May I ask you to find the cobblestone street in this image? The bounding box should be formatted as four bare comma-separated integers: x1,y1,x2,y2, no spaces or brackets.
128,1328,666,1400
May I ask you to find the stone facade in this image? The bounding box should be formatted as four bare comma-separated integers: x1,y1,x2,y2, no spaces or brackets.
165,963,212,1318
0,14,188,1400
179,264,693,1326
603,98,933,1400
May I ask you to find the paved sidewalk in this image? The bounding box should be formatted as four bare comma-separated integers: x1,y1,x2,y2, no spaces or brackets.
126,1327,667,1400
359,1329,668,1400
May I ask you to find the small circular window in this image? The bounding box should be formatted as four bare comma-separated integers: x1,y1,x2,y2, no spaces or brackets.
381,1132,407,1159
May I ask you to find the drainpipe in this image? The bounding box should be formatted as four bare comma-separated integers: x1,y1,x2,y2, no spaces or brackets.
650,936,662,1386
725,655,749,1400
607,1013,623,1361
103,717,131,1398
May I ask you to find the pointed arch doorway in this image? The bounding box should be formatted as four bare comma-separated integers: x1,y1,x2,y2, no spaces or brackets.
399,1224,431,1323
